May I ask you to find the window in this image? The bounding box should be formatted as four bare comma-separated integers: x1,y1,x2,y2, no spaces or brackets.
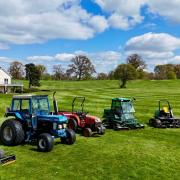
32,97,49,115
12,100,21,111
4,78,8,84
12,99,30,114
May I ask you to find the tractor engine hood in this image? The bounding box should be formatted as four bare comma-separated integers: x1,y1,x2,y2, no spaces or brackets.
37,114,68,123
86,115,101,122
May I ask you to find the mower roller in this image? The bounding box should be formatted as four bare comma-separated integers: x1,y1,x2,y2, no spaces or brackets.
0,149,16,166
103,98,144,130
53,92,105,137
149,100,180,128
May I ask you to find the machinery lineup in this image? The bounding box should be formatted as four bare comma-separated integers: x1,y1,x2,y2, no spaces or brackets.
0,92,180,165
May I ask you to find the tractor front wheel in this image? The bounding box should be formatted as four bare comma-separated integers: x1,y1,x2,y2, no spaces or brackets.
61,129,76,145
83,128,92,137
37,133,54,152
0,119,24,146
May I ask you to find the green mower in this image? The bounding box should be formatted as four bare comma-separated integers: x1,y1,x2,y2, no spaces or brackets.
149,100,180,128
103,98,144,130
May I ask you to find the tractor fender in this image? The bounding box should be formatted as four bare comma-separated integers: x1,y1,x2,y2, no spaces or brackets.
14,113,23,120
5,112,23,120
69,115,81,127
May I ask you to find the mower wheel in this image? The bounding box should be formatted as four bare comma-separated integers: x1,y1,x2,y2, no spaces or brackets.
0,119,25,146
149,118,155,126
154,119,162,128
83,128,92,137
68,119,77,131
61,129,76,145
37,133,54,152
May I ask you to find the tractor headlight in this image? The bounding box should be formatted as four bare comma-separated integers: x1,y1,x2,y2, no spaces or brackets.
58,124,63,129
95,118,100,122
63,123,67,129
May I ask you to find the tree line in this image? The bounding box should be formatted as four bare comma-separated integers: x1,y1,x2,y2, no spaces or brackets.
8,54,180,88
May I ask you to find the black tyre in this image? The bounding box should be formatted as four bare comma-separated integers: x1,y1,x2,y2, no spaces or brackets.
83,128,92,137
37,133,54,152
0,119,24,146
68,119,77,131
99,125,105,135
154,119,162,128
149,118,154,126
61,129,76,145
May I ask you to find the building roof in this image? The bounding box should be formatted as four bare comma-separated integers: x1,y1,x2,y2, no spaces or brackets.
0,67,11,77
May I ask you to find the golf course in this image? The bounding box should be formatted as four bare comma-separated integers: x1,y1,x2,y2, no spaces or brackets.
0,80,180,180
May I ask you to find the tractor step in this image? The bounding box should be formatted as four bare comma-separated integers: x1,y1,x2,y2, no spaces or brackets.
0,155,16,166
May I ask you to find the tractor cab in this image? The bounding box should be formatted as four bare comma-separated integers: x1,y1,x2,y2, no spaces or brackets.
8,95,50,118
111,98,135,119
103,98,144,130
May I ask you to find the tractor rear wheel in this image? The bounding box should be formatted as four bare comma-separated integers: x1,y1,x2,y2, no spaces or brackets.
68,119,77,131
0,119,24,146
83,128,92,137
37,133,54,152
61,129,76,145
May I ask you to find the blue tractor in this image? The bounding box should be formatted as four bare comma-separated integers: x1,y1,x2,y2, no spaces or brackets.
0,95,76,152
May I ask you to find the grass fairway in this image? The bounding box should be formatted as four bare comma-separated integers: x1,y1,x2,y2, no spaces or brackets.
0,80,180,180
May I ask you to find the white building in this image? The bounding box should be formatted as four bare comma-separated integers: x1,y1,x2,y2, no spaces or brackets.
0,67,11,85
0,67,23,93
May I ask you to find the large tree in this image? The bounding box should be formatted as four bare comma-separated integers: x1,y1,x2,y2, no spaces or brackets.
154,64,176,79
36,64,46,80
127,54,146,70
53,65,65,80
25,63,41,88
8,61,24,79
114,64,137,88
67,55,96,80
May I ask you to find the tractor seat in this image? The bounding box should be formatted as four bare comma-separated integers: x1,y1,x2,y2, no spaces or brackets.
159,107,170,117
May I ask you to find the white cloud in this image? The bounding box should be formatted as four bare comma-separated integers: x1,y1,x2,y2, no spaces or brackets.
125,32,180,69
125,32,180,52
55,53,75,61
147,0,180,23
0,0,108,47
95,0,145,29
12,50,122,73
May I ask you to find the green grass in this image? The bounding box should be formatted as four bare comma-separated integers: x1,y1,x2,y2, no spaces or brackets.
0,80,180,180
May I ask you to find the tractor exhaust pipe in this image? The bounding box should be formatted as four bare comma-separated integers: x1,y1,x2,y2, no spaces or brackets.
53,92,58,115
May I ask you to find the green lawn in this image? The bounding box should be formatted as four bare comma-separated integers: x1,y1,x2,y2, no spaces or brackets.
0,80,180,180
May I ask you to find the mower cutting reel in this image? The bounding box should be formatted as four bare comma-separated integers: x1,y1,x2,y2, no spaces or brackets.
149,100,180,128
103,98,144,130
0,149,16,166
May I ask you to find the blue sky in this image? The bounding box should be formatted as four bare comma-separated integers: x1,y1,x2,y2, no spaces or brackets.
0,0,179,73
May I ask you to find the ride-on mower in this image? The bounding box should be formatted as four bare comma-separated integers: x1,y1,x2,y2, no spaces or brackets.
0,95,76,152
103,98,144,130
53,93,105,137
149,100,180,128
0,149,16,166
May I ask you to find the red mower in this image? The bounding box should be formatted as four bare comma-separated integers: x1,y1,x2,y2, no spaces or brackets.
53,92,105,137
